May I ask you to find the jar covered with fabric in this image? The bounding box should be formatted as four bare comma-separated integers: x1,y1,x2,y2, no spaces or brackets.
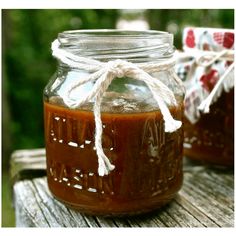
43,30,185,216
176,27,234,167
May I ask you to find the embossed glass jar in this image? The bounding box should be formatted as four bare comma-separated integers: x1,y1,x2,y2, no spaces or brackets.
183,89,234,166
44,30,185,216
178,27,234,167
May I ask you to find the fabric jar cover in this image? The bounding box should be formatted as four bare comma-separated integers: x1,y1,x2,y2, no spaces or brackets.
175,27,234,124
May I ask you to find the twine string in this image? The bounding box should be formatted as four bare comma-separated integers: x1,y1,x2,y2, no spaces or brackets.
198,62,234,113
196,49,234,113
175,49,234,114
52,39,183,176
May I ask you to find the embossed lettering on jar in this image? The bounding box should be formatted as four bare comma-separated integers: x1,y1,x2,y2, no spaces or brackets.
44,30,185,216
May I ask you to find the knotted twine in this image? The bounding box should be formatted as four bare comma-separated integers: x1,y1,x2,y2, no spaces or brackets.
196,50,234,113
52,39,183,176
176,49,234,114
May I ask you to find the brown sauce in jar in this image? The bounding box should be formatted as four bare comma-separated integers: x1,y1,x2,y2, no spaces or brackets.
44,101,184,215
184,89,234,166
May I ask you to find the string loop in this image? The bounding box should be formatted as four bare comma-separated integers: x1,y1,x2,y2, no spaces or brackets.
52,39,183,176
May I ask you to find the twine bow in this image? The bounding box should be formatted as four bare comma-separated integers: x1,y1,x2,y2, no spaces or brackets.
175,49,234,114
52,39,183,176
196,50,234,113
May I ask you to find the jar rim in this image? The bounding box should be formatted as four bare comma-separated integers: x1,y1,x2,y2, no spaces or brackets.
57,29,174,62
59,29,172,40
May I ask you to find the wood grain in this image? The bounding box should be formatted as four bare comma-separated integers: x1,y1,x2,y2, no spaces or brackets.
12,149,234,227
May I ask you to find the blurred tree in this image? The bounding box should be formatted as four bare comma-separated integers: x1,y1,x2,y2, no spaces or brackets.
2,11,12,168
2,10,119,169
2,9,234,168
146,9,234,48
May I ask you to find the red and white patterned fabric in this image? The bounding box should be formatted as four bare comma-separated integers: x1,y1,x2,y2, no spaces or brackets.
183,27,234,51
175,27,234,123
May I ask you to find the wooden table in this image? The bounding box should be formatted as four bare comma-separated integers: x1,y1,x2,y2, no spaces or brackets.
11,149,234,227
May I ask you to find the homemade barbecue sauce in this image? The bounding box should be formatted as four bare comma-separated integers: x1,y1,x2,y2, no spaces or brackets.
44,101,184,215
184,89,234,166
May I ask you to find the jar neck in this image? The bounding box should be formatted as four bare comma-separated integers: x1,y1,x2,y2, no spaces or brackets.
57,29,174,63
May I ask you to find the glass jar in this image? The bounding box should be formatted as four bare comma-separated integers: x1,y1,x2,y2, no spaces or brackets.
44,30,185,216
178,27,234,167
184,88,234,166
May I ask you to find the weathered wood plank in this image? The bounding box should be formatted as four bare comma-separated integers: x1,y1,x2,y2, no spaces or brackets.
148,206,181,227
180,176,233,227
127,210,171,227
94,216,118,227
14,171,234,228
10,148,46,182
174,194,218,227
81,215,100,227
12,149,234,228
164,198,205,227
185,173,234,210
32,178,88,227
14,180,50,227
111,217,132,227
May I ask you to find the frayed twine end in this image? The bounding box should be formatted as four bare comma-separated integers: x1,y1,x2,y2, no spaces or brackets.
164,120,182,133
198,102,210,114
98,161,115,177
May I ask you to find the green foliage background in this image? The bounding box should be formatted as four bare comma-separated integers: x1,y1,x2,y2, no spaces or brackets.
2,9,234,227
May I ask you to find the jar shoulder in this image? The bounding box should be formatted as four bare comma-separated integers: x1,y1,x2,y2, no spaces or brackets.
44,69,184,112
